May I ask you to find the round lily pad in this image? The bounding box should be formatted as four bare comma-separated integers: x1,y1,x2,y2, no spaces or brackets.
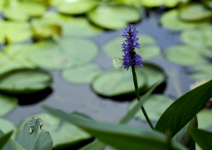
190,64,212,81
0,118,16,139
29,38,99,70
197,109,212,129
4,1,46,21
179,3,212,22
0,68,52,94
87,5,141,30
0,94,18,116
160,9,210,30
104,34,160,60
18,113,91,149
164,45,212,66
129,94,174,121
140,63,166,88
57,0,98,15
200,25,212,47
62,64,103,84
91,67,146,97
140,0,189,8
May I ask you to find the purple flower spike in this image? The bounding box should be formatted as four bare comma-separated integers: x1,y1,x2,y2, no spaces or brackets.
122,24,142,70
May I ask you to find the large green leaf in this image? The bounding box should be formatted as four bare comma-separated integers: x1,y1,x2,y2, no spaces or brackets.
155,79,212,136
17,113,91,149
173,116,197,149
42,105,187,150
189,128,212,150
87,5,141,30
0,68,52,94
0,131,13,150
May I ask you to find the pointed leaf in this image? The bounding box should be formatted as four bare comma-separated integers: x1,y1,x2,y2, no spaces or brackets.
0,131,13,149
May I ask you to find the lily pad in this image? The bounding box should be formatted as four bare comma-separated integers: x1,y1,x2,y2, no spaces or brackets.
104,34,160,60
190,64,212,81
29,38,99,70
18,113,91,149
129,94,174,121
62,64,103,84
4,1,46,21
140,63,166,88
0,68,52,94
179,3,212,22
91,66,146,97
0,118,16,139
164,45,212,66
57,0,98,15
0,94,18,117
160,9,210,30
197,109,212,129
31,12,103,37
87,5,141,30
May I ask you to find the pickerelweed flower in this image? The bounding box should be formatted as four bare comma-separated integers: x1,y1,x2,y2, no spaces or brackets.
122,24,142,70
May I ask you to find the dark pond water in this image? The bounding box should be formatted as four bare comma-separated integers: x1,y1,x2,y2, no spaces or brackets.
4,7,195,149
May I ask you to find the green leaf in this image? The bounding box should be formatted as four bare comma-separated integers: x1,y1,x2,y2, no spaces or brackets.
17,113,91,149
173,116,198,149
0,68,52,94
0,131,13,150
164,45,212,66
42,105,188,150
179,3,212,22
0,94,18,116
16,117,53,150
0,130,24,150
87,5,141,30
197,109,212,129
155,79,212,136
104,34,160,60
189,128,212,150
129,94,174,121
79,139,105,150
91,67,146,97
57,0,98,15
160,9,210,30
0,118,17,139
140,0,189,8
190,64,212,81
62,64,103,84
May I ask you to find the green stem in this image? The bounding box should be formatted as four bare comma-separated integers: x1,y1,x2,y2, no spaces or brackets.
131,65,155,130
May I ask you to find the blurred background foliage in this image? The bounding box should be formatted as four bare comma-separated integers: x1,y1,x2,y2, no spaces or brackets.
0,0,212,149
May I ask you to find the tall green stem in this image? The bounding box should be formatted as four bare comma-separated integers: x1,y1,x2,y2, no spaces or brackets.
131,65,155,130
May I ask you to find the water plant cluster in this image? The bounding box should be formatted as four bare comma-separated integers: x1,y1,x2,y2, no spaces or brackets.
0,0,212,150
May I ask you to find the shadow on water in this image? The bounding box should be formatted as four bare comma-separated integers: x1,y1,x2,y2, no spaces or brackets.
14,88,53,105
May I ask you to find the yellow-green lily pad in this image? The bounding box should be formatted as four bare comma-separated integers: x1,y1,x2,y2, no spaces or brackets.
197,109,212,129
0,94,18,117
0,118,16,139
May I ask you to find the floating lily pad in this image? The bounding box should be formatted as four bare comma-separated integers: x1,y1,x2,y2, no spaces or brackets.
161,9,210,30
4,1,46,21
190,64,212,81
87,5,141,30
104,34,160,60
202,0,212,9
18,113,91,149
179,3,212,22
0,21,32,44
62,64,103,84
0,68,52,94
29,38,99,70
0,118,16,139
140,0,189,8
92,66,146,97
113,0,142,8
197,109,212,129
140,63,166,88
129,94,174,121
164,45,212,66
200,25,212,47
0,94,18,117
57,0,98,15
31,12,103,37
